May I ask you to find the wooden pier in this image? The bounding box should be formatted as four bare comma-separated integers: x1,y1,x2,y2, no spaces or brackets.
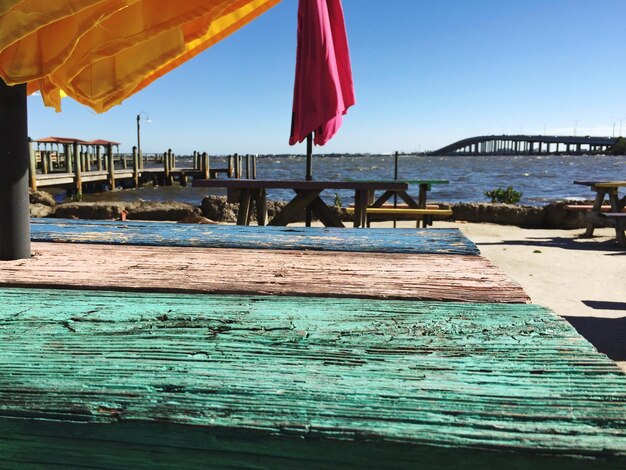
30,138,257,195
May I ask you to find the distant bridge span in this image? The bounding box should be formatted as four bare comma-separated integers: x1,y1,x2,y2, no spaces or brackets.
429,135,618,156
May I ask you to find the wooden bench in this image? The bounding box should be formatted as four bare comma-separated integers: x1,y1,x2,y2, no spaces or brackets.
346,205,453,227
1,287,625,467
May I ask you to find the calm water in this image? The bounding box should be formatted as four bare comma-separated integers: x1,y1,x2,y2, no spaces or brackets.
80,154,626,206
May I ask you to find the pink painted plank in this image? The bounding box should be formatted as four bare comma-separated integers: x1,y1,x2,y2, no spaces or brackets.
0,242,529,303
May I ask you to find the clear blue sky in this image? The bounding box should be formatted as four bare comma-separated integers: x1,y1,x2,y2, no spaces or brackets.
26,0,626,155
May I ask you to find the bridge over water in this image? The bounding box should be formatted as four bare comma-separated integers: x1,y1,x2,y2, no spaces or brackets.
429,135,618,156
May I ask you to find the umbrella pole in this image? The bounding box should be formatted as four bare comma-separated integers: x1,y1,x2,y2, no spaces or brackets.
393,150,398,228
305,133,313,226
0,80,30,260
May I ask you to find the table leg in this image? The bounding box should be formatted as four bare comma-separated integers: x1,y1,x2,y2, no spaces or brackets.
354,189,370,228
236,189,253,226
268,190,322,226
307,196,344,227
582,189,606,238
254,189,267,226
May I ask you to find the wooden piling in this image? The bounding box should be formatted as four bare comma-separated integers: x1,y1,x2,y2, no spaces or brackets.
107,143,115,190
228,155,235,178
96,146,102,171
41,151,49,175
47,150,54,171
202,152,209,179
73,141,82,198
28,139,37,191
252,154,257,179
164,149,172,185
132,146,139,188
245,154,250,178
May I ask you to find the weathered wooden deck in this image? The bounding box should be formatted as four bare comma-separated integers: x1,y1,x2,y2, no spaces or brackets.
31,218,481,255
0,241,529,303
0,287,624,468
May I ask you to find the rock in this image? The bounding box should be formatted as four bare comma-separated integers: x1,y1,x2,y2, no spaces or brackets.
544,201,588,229
30,190,56,207
30,203,55,218
124,201,200,221
54,202,126,220
452,203,546,228
177,215,218,224
201,196,237,223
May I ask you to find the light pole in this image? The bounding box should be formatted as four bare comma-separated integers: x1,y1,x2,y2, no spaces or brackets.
136,112,150,169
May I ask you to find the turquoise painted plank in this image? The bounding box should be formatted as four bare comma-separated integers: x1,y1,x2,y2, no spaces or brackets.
0,287,624,467
30,218,480,255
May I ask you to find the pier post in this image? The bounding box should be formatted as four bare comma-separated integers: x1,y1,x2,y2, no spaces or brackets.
193,151,198,170
252,154,257,179
164,149,172,185
0,81,30,260
132,146,139,188
202,152,209,180
47,150,54,171
96,145,102,171
41,151,49,174
228,155,235,178
73,140,82,198
107,143,115,190
28,139,37,191
245,154,250,178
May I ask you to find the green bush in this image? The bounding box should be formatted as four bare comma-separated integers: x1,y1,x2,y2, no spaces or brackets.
484,186,522,204
609,137,626,156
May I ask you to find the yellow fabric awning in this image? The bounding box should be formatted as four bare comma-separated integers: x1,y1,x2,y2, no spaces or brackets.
0,0,281,112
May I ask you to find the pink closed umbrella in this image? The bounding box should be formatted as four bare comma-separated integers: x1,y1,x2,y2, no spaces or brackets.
289,0,356,181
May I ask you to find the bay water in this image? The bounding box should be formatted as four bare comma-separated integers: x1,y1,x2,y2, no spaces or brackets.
80,154,626,207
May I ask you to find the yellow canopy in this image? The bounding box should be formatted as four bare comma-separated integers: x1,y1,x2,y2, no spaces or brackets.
0,0,281,112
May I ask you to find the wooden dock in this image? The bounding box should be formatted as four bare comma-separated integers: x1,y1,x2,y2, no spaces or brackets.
31,140,257,194
1,287,624,468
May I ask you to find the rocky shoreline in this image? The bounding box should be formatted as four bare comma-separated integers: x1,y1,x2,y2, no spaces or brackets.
30,191,593,229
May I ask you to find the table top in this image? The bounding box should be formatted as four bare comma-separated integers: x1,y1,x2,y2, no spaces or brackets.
193,179,409,191
574,180,626,188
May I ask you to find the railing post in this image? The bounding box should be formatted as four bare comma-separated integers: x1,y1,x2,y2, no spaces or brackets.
132,145,139,188
107,143,115,190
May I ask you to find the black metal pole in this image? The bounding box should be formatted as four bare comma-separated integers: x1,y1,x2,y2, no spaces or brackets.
305,133,313,227
306,133,313,181
0,80,31,260
393,150,398,228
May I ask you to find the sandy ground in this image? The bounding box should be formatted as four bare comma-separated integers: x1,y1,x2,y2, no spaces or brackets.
371,220,626,372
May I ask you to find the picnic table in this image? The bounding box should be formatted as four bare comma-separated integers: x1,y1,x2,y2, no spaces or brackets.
574,180,626,246
192,179,409,227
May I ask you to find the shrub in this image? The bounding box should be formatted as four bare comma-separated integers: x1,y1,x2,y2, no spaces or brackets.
484,186,522,204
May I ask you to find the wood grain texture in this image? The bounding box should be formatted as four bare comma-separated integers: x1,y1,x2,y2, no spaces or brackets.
30,218,481,255
0,287,624,468
0,242,528,303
